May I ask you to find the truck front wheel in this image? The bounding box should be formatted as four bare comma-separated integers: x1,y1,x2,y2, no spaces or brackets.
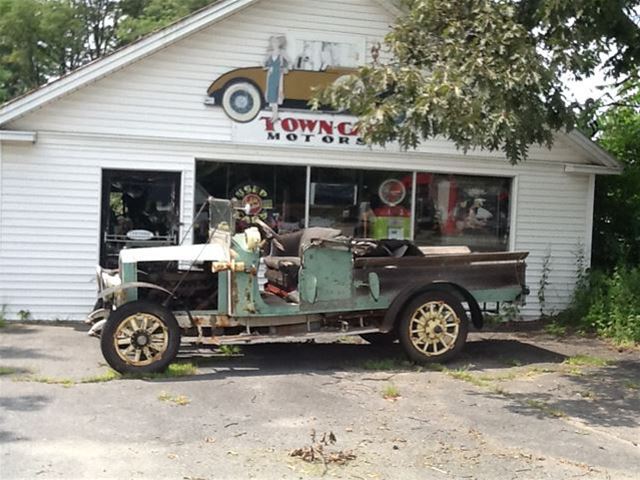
398,291,468,363
100,300,181,375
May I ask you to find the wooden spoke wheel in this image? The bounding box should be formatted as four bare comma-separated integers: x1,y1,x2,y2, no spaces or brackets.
398,291,468,363
101,300,180,374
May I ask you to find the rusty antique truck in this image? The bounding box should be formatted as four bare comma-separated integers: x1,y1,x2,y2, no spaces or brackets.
89,198,528,374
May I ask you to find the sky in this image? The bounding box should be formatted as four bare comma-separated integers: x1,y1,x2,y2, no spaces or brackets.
563,68,616,105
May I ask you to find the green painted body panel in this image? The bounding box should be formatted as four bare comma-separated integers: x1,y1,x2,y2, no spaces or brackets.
121,262,138,302
299,247,353,304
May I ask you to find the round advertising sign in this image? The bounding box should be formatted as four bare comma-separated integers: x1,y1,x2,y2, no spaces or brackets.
232,183,273,223
378,178,406,207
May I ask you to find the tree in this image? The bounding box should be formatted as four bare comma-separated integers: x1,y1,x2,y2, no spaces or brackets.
0,0,215,104
591,80,640,268
116,0,214,44
316,0,640,163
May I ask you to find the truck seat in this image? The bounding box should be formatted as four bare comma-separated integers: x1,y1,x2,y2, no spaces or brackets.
264,227,341,291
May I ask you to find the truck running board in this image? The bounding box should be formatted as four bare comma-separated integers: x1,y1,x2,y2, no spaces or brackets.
185,327,382,346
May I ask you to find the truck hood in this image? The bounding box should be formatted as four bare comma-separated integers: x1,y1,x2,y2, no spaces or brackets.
119,243,230,264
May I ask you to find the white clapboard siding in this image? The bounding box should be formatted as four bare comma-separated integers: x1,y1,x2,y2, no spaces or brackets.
0,0,596,320
1,131,592,320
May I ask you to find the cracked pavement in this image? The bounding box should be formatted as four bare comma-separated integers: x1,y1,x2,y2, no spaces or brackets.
1,323,639,479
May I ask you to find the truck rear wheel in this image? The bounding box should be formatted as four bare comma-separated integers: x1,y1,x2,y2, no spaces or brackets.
100,300,180,375
397,291,468,363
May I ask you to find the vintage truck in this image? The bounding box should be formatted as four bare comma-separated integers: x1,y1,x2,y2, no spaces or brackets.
91,198,528,374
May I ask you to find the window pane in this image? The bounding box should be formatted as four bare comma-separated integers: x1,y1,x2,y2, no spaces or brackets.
414,173,511,251
195,161,306,242
100,170,181,268
309,167,412,239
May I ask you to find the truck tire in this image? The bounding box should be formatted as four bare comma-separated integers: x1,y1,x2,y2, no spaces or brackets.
100,300,181,375
397,290,468,363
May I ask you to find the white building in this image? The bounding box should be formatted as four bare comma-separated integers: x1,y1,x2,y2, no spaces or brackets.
0,0,621,321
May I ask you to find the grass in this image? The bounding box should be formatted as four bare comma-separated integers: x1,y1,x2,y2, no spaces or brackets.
0,366,22,376
525,399,566,418
16,362,198,386
446,367,489,388
544,321,568,337
0,305,6,328
218,345,242,356
81,369,121,383
158,391,190,406
382,384,400,400
25,376,76,388
563,355,609,368
361,358,410,371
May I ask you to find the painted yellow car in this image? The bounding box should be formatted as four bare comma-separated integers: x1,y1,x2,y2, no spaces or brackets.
206,66,354,122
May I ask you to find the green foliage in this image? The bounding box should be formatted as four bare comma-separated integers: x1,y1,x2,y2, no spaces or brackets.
17,309,31,321
591,80,640,269
0,0,214,103
555,266,640,345
0,305,6,328
315,0,575,164
382,383,400,399
217,344,242,356
116,0,213,43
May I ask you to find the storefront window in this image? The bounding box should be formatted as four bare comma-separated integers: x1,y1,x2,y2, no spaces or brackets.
195,162,510,251
414,173,511,251
195,161,306,242
309,167,413,239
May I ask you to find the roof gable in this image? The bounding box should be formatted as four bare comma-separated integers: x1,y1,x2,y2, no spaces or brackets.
0,0,620,172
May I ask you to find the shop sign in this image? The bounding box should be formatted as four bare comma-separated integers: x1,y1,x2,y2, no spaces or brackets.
231,111,366,149
232,183,273,223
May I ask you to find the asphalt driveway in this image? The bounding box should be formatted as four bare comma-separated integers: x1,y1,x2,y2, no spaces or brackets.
0,323,638,479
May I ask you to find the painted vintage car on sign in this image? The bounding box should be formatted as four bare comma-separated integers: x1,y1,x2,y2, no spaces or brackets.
206,66,354,123
89,199,529,375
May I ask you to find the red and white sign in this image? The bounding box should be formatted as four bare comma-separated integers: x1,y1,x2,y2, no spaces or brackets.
231,111,367,149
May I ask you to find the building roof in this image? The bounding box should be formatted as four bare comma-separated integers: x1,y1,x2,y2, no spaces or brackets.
0,0,621,172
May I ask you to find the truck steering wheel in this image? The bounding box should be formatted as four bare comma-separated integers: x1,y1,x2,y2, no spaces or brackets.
253,218,285,252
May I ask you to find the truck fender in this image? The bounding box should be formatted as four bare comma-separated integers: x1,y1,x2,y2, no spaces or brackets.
97,282,174,301
380,282,483,332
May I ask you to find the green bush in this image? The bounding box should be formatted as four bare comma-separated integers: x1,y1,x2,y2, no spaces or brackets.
555,267,640,345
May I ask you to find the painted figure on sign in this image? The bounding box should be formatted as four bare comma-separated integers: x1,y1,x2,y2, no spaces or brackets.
264,35,290,121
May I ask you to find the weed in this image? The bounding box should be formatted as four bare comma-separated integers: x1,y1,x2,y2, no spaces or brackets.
544,321,567,336
525,399,566,418
158,391,190,406
623,380,639,390
578,390,597,400
553,267,640,346
218,345,242,356
80,369,121,383
382,384,400,400
423,362,445,372
124,362,198,380
446,367,488,387
505,359,523,367
17,310,31,322
563,355,609,368
0,366,20,376
361,358,408,371
25,376,76,387
538,246,552,317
